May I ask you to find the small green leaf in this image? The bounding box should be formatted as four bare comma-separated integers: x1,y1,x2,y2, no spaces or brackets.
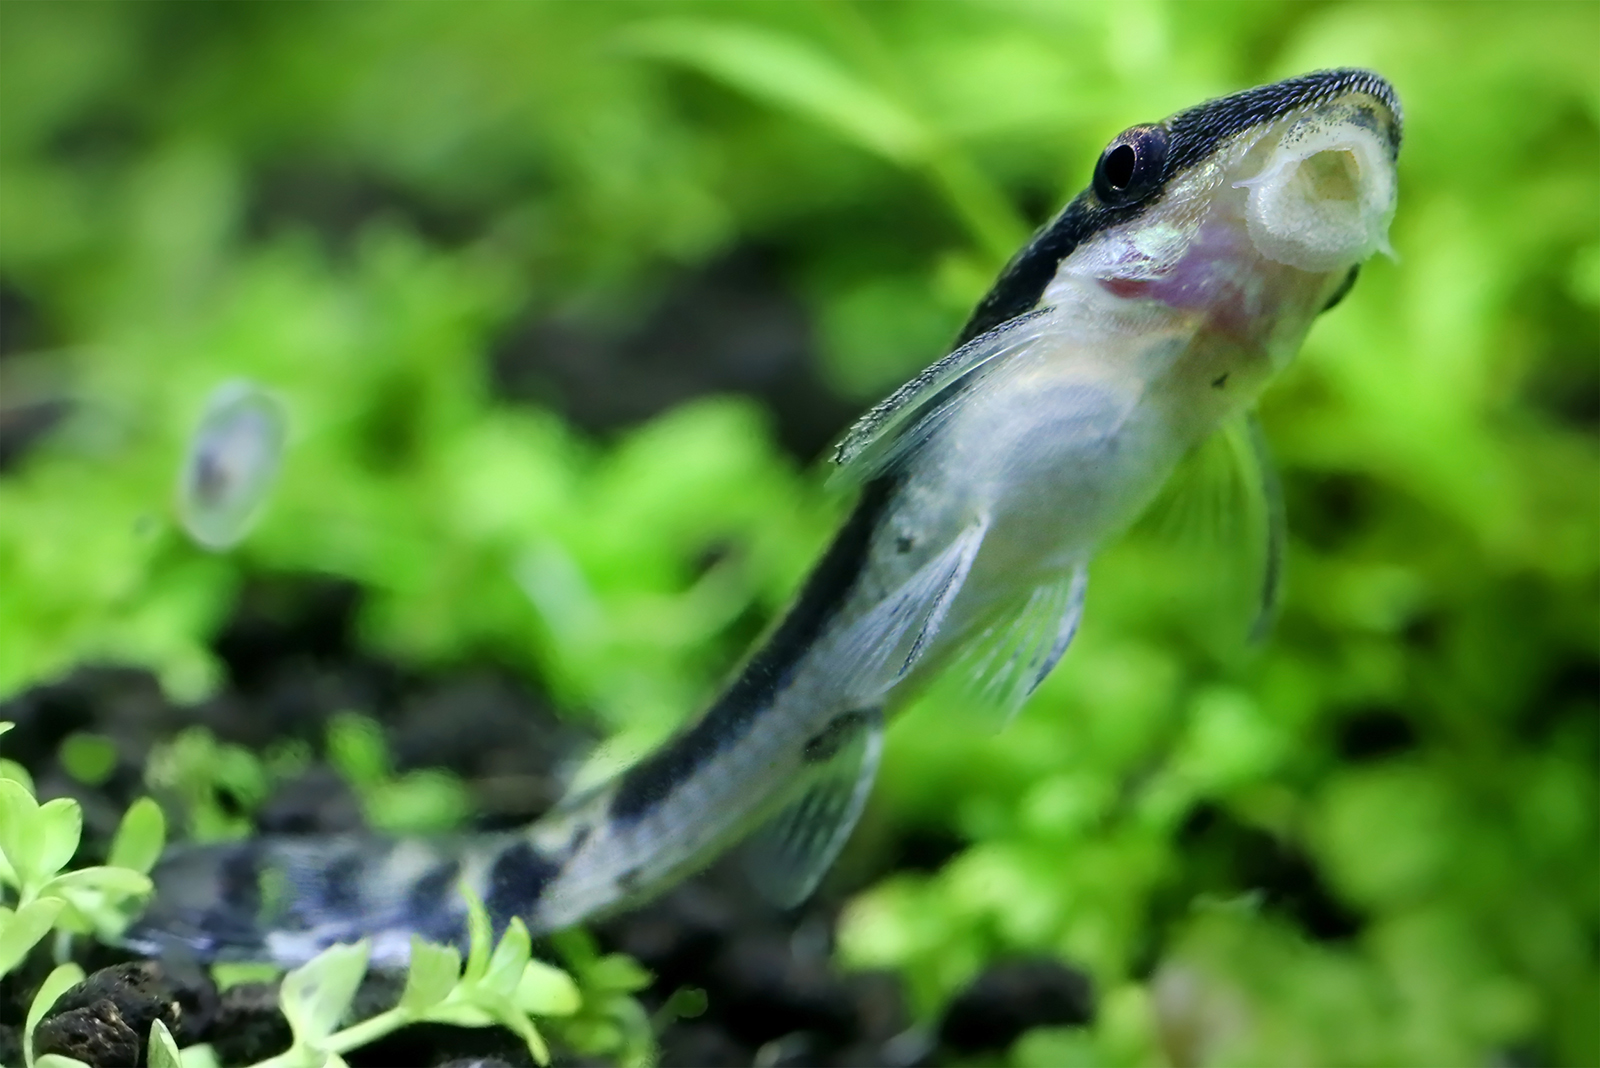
0,897,65,975
0,757,33,794
26,962,86,1062
481,918,532,996
620,20,927,165
590,953,652,994
461,885,492,984
33,798,84,879
211,962,282,991
326,713,390,790
279,939,371,1045
0,777,43,884
399,937,461,1012
364,773,471,834
148,1018,183,1068
515,959,581,1017
108,798,167,874
178,1044,222,1068
59,733,118,787
35,1055,94,1068
469,989,548,1065
419,1000,495,1029
38,864,154,903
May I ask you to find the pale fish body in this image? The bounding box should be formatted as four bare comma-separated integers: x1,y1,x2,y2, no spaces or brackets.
130,70,1401,964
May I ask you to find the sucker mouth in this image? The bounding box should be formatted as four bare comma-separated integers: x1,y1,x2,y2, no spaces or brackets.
1234,104,1398,272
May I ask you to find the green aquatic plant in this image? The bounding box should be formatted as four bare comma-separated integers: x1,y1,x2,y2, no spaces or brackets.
0,724,166,969
324,712,472,835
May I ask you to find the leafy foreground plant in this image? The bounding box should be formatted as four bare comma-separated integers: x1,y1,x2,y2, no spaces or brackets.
1,723,653,1068
0,722,166,1068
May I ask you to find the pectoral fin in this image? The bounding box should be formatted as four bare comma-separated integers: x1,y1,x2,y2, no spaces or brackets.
741,706,885,908
928,563,1088,732
1137,413,1285,642
824,513,990,704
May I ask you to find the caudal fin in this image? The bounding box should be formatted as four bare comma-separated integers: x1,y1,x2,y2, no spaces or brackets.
125,832,537,965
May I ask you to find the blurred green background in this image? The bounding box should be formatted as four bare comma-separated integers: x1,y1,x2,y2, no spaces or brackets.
1,1,1595,1064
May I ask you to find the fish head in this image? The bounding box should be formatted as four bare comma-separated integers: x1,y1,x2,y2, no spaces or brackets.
962,70,1402,365
1056,69,1401,364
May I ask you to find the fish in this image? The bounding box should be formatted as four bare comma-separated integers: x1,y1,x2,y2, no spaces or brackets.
127,68,1401,964
176,380,289,551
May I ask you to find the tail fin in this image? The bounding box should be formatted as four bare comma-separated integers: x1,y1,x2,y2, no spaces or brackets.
125,831,538,965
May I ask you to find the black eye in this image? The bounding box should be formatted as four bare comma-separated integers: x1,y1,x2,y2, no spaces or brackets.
1093,125,1169,207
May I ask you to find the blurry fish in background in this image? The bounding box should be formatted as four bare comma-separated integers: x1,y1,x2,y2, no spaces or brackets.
176,380,288,551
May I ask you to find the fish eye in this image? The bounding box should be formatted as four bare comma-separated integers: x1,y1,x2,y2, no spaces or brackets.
1093,125,1169,207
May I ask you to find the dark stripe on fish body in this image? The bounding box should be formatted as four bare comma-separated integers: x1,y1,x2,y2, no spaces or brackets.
315,850,366,915
404,858,466,944
609,476,899,822
193,844,271,948
483,839,560,928
406,859,461,919
802,709,872,764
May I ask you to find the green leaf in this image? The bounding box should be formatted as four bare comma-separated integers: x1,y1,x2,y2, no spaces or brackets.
148,1019,183,1068
620,20,927,165
108,798,167,874
364,773,471,835
468,989,549,1066
26,962,86,1066
418,1001,496,1029
33,798,83,879
589,954,653,994
37,865,154,903
0,777,43,885
0,897,64,975
461,886,492,984
399,937,461,1012
59,733,118,787
279,939,371,1045
481,918,532,997
0,758,34,795
325,713,390,791
35,1055,94,1068
515,959,581,1017
211,962,282,991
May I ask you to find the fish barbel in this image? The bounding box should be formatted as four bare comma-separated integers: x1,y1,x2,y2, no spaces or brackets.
130,69,1401,964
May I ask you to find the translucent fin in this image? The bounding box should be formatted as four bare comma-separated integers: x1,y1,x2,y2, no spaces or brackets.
741,706,885,908
831,310,1051,486
1138,414,1285,642
937,563,1089,731
826,514,989,704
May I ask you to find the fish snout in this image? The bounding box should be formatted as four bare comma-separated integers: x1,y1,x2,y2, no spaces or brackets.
1235,102,1398,273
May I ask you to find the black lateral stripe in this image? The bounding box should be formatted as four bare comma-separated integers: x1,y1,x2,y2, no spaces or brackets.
802,708,872,764
483,839,560,929
406,858,462,920
315,850,365,915
407,858,466,944
609,475,898,822
956,69,1400,346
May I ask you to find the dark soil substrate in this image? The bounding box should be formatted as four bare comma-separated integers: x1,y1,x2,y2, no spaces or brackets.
0,576,1096,1067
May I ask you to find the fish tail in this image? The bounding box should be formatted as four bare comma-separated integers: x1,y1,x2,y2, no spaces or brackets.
124,824,576,965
